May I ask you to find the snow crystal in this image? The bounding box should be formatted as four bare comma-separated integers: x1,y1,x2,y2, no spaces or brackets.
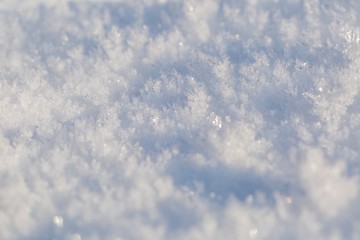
53,216,64,228
249,228,258,238
0,0,360,239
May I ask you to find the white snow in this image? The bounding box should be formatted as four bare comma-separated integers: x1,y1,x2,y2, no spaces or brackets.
0,0,360,239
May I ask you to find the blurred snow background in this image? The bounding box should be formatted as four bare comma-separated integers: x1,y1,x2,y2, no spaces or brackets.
0,0,360,239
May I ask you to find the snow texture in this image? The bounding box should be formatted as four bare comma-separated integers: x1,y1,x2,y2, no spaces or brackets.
0,0,360,239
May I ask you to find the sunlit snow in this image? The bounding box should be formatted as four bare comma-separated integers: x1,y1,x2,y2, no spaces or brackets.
1,0,360,239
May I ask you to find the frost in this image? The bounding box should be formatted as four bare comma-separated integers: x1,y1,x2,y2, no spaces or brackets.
343,30,360,44
209,112,222,129
249,228,258,238
68,233,82,240
53,216,64,228
1,0,360,239
300,148,358,218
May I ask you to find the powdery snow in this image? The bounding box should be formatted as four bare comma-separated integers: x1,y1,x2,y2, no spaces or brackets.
0,0,359,239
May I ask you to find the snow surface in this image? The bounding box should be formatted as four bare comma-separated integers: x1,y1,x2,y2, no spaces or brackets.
0,0,360,239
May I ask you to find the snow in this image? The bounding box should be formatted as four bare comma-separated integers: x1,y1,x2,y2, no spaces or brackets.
0,0,359,239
